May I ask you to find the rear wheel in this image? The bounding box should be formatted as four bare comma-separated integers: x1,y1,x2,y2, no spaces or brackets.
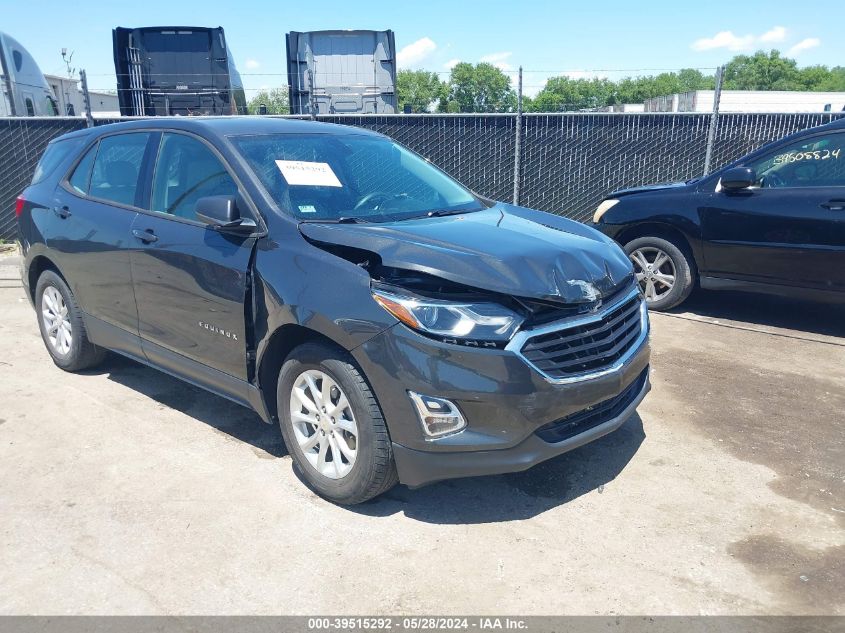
35,270,106,371
624,236,695,311
277,342,398,504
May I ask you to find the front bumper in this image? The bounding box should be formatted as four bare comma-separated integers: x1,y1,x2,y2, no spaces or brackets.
393,370,649,487
351,294,651,487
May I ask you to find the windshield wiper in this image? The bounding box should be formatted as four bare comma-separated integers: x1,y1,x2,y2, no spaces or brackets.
299,216,371,224
425,208,481,218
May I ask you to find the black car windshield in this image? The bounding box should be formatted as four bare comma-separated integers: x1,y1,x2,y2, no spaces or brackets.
232,133,484,222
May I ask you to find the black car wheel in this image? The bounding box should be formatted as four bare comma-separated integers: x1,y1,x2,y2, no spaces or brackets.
277,341,398,505
624,236,695,311
35,270,106,371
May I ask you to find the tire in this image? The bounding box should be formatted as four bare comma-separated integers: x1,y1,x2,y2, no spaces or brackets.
277,341,398,504
35,270,107,372
624,236,695,311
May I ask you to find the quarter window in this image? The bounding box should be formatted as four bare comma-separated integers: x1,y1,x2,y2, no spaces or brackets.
32,137,83,185
151,133,238,220
24,98,34,116
87,133,150,206
748,133,845,189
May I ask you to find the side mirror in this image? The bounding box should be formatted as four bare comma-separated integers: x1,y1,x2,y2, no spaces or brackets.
195,196,254,232
721,167,756,191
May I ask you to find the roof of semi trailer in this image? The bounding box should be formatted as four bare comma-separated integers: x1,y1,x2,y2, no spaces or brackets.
115,26,225,31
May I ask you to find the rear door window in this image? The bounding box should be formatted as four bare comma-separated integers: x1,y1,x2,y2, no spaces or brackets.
87,133,151,206
68,143,99,194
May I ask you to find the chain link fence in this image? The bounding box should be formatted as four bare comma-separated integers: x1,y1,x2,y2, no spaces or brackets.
2,111,843,240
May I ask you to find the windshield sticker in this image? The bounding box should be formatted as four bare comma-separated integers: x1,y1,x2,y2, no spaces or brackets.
275,160,342,187
298,205,317,214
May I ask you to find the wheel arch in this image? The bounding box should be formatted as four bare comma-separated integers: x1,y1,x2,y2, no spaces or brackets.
614,222,700,273
256,324,345,423
28,254,68,303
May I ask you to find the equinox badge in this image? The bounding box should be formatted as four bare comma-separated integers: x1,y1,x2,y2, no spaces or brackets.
198,321,238,341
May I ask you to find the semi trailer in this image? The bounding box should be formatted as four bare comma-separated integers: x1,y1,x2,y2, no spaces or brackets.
286,30,397,115
113,26,247,116
0,30,59,116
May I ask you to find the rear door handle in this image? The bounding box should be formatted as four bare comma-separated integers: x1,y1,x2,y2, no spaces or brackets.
132,228,159,243
53,205,71,219
821,200,845,211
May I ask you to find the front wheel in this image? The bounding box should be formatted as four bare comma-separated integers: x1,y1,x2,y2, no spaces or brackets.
624,236,695,311
277,342,398,504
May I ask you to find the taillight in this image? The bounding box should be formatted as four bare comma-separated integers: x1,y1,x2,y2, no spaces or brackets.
15,196,25,218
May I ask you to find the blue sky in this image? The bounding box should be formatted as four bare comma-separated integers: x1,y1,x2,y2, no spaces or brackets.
3,0,842,97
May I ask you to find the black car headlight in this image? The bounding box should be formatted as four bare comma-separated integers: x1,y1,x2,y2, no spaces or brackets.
372,288,523,343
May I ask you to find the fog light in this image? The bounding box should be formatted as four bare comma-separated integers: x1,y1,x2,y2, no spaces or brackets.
408,392,466,438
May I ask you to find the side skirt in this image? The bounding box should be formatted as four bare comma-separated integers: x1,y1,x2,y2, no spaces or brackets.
700,276,845,304
84,313,273,423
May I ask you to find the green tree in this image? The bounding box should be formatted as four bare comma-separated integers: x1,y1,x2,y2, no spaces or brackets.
722,50,802,90
397,70,446,112
247,87,290,114
529,76,615,112
445,62,516,113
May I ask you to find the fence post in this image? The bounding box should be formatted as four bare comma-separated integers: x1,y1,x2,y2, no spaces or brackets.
79,69,94,128
703,65,724,175
513,66,523,205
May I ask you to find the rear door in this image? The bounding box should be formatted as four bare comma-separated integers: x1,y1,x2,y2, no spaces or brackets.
701,130,845,292
129,131,258,379
49,131,155,355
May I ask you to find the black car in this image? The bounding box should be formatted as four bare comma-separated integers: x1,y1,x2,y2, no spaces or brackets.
593,117,845,310
16,118,650,504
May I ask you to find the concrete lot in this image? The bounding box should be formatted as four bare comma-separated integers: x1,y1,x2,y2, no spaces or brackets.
0,254,843,615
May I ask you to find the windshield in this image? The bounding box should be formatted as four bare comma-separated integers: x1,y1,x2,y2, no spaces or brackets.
232,133,484,222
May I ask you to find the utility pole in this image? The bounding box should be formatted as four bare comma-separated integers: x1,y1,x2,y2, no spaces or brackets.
513,65,523,205
79,69,94,128
703,65,725,176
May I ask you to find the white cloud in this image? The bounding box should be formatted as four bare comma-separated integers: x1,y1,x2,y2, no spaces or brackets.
691,30,755,52
244,59,260,70
788,37,821,55
692,26,821,55
759,26,787,43
480,51,513,71
444,58,461,70
397,37,437,67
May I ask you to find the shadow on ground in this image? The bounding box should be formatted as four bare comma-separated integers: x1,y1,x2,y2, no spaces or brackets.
351,414,645,524
87,354,645,524
91,354,286,458
676,289,845,339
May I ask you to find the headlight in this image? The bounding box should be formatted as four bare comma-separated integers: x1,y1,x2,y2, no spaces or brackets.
372,288,523,343
592,198,619,223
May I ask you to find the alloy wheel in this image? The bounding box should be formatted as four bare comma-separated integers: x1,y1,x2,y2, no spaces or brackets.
41,286,72,355
289,369,358,479
629,247,676,302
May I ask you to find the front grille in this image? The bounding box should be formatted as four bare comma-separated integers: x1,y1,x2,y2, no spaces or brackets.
535,368,648,444
519,293,644,380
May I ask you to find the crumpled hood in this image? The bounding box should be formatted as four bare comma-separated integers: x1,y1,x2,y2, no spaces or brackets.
299,204,633,304
610,181,690,197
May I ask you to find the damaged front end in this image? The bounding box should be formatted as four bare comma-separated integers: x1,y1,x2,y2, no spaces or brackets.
298,205,639,350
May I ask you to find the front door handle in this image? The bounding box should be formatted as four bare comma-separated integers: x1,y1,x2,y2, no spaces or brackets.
132,228,159,243
821,200,845,211
53,205,72,219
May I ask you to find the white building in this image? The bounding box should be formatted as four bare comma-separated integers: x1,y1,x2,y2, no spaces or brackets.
644,90,845,113
45,74,120,117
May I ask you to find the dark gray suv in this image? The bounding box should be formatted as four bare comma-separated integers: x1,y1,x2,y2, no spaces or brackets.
17,117,650,504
